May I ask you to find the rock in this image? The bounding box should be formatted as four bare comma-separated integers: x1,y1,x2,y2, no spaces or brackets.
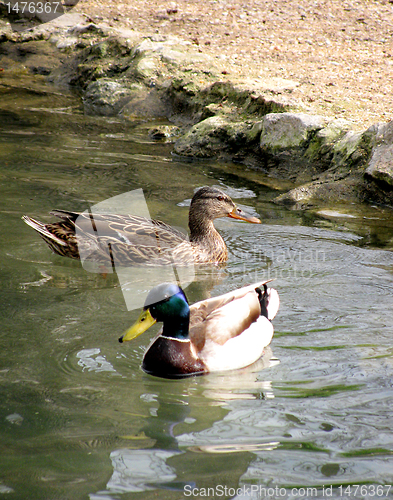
174,116,252,158
305,118,352,165
254,112,328,182
148,125,180,141
365,121,393,187
331,130,364,167
47,12,87,28
51,34,79,49
4,13,393,206
0,18,13,41
120,89,169,119
259,112,326,151
84,79,138,116
133,36,211,67
274,176,363,207
273,121,380,206
134,54,161,79
70,23,108,35
366,145,393,187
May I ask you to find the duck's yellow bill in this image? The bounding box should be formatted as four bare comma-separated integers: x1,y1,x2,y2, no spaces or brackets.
228,207,261,224
119,309,156,343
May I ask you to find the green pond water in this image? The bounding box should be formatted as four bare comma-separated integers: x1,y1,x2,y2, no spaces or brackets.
2,81,393,500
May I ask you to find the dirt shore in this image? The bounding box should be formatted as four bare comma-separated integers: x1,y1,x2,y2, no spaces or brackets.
72,0,393,129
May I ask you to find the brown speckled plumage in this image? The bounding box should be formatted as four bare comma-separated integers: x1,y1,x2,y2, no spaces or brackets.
22,186,261,266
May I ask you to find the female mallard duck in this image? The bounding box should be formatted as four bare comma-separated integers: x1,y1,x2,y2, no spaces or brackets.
119,280,279,378
22,186,260,265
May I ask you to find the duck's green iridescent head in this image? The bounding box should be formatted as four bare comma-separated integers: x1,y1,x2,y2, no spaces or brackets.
119,283,190,342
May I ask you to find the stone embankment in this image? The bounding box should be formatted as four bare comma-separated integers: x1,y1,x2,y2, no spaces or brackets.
1,13,392,206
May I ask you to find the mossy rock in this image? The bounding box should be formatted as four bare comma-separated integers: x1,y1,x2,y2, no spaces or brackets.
174,116,253,158
84,78,142,116
259,113,327,152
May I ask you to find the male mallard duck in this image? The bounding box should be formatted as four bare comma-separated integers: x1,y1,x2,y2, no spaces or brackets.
119,280,279,378
22,186,260,265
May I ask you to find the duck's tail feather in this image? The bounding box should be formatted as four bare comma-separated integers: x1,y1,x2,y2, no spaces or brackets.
49,209,80,222
22,215,69,255
255,285,280,321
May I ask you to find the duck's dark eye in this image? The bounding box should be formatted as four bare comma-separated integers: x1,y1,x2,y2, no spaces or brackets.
217,195,224,201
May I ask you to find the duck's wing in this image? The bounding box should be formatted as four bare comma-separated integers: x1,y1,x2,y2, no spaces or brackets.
189,285,268,351
24,210,192,265
63,212,186,245
54,211,190,265
189,279,274,325
189,282,279,372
